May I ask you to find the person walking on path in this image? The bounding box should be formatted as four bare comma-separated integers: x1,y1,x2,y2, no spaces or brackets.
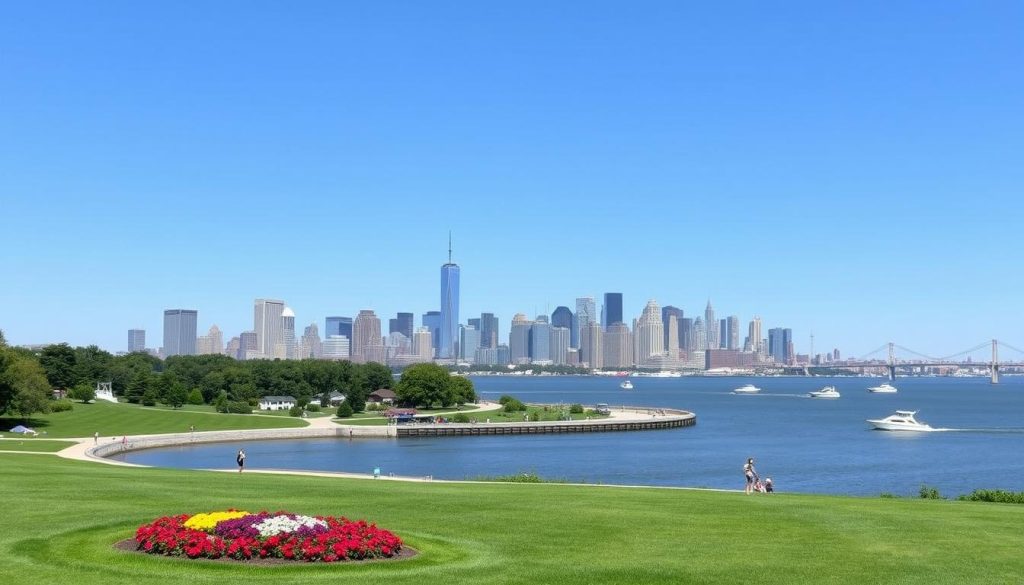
93,431,99,444
744,458,758,495
236,449,246,473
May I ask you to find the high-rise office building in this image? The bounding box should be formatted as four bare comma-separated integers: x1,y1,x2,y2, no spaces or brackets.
574,297,596,349
509,313,532,364
727,316,740,350
704,300,717,350
128,329,146,353
225,336,241,359
439,237,460,359
479,313,499,349
603,322,632,368
459,325,480,362
325,316,353,341
254,299,285,358
550,327,570,365
239,330,258,360
680,317,694,351
768,328,793,364
602,293,623,328
413,327,433,362
352,310,382,362
322,335,351,360
162,309,197,357
748,317,763,355
196,325,223,355
275,307,295,359
661,306,683,351
719,319,728,349
530,315,551,362
635,299,665,365
666,314,679,356
389,312,414,340
468,318,480,331
693,317,706,351
581,322,603,369
422,311,441,356
551,306,573,343
302,323,322,359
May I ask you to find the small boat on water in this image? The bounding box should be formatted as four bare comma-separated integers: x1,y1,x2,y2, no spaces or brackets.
867,410,936,432
733,384,761,394
620,380,634,390
868,383,898,393
808,386,841,399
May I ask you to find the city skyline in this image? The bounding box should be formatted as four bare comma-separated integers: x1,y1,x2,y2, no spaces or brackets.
3,4,1023,356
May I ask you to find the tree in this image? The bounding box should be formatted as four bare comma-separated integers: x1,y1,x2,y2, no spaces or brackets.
362,362,394,390
72,345,113,388
186,388,205,405
2,355,52,417
336,401,353,418
165,382,188,409
395,363,454,407
449,376,477,405
39,343,76,389
68,382,96,403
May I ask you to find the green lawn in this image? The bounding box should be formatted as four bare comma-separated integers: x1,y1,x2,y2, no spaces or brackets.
0,439,75,452
0,400,308,438
1,454,1022,584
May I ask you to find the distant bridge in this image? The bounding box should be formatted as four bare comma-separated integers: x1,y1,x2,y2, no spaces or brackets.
777,340,1024,384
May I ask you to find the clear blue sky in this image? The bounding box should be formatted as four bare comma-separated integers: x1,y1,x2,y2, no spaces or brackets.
2,1,1023,359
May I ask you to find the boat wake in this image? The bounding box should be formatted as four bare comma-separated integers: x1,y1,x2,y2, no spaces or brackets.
935,428,1024,434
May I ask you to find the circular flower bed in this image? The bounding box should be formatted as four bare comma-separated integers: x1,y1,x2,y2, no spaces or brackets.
134,510,403,562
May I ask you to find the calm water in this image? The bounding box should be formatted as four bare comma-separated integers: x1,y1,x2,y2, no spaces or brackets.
112,376,1024,496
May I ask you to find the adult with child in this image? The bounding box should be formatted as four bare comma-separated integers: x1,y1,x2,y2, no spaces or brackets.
743,457,758,495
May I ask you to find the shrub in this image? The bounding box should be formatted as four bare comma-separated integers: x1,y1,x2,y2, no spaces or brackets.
304,403,321,412
879,492,899,499
50,399,74,412
226,401,252,414
569,403,584,414
502,398,526,412
187,389,205,405
957,489,1024,504
529,411,541,422
919,485,942,500
452,413,470,423
336,402,353,418
288,405,304,417
498,395,515,405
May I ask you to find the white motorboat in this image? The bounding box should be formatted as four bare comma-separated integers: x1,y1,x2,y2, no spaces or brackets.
808,386,841,399
867,410,935,431
733,384,761,394
868,383,898,393
619,380,634,390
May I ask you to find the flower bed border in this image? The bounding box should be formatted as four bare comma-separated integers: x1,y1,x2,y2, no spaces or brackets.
114,539,418,565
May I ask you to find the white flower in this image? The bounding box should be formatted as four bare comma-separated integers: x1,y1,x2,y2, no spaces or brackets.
252,514,328,537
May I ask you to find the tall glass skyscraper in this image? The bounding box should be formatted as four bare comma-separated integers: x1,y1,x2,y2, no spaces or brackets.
480,313,499,349
163,309,197,357
422,311,441,356
661,305,683,351
128,329,146,353
551,306,573,342
574,297,595,349
602,292,623,327
389,312,414,339
439,238,460,359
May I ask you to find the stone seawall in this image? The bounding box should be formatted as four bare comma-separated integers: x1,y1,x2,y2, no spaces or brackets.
398,410,695,437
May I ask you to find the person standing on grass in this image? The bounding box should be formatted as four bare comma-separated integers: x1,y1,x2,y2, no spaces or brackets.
236,449,246,472
744,458,758,495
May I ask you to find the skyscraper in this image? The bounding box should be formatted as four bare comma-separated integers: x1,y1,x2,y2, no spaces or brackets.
748,317,763,355
352,310,382,363
680,317,694,351
530,315,551,362
196,325,223,355
602,293,623,328
322,336,351,360
666,314,679,357
413,327,433,362
162,309,197,357
603,322,633,368
276,307,295,359
551,306,573,339
661,306,683,351
509,313,532,364
439,236,460,359
389,312,414,340
704,300,717,349
768,328,793,364
635,300,664,365
550,327,570,365
302,323,322,359
128,329,146,353
422,311,441,356
239,330,258,360
719,319,728,349
254,299,285,358
581,322,603,369
459,325,480,362
727,315,740,350
574,297,596,349
693,317,706,351
479,313,499,349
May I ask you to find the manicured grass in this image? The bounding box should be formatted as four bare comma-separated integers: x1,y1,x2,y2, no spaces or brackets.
1,454,1023,584
0,439,75,452
0,400,308,438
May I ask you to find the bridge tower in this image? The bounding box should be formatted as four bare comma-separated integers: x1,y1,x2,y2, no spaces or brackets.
991,339,1000,384
887,342,896,381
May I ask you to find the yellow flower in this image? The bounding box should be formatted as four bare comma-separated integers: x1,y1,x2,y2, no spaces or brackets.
183,510,250,532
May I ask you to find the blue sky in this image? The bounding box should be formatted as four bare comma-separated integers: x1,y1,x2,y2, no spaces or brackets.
2,1,1022,359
